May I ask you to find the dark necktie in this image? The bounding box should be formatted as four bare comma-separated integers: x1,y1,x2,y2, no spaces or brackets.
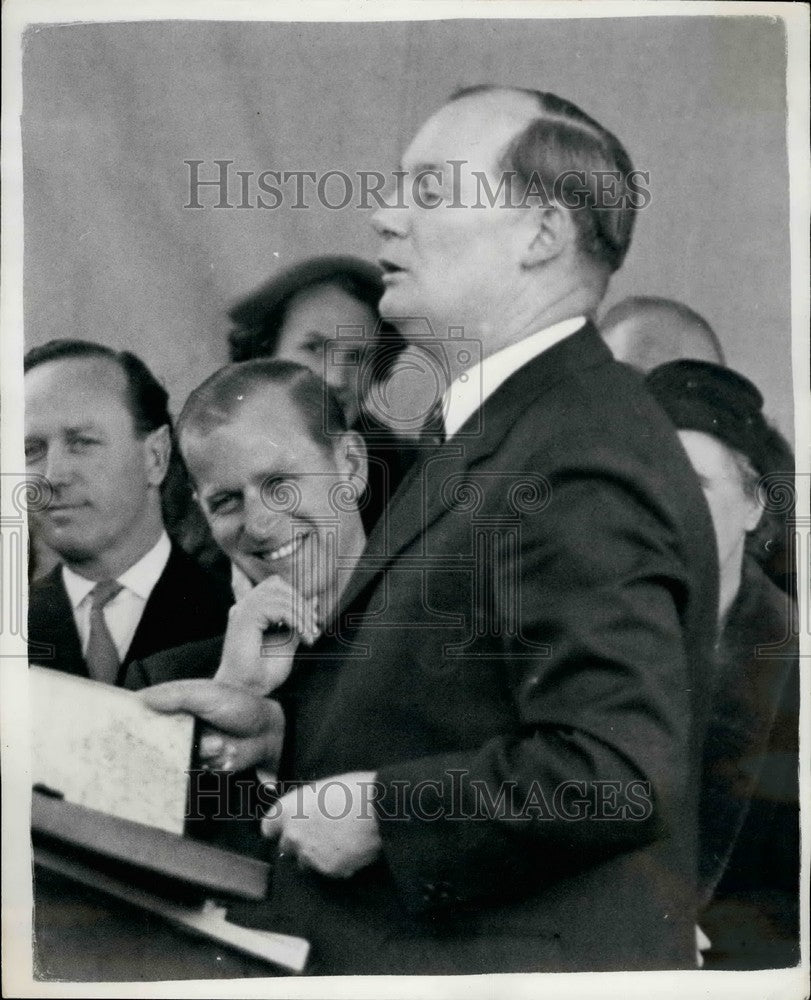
418,398,446,447
85,580,123,684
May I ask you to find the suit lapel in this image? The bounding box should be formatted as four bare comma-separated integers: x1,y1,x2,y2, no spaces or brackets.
332,322,611,621
28,566,87,677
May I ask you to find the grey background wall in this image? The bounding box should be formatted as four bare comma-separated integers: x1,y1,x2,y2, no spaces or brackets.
22,15,793,439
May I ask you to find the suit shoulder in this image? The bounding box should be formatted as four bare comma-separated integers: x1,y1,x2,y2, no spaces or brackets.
28,565,68,622
29,564,63,598
511,359,682,469
161,546,233,610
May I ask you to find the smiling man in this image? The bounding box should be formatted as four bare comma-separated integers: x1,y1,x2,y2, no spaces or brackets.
129,359,367,714
25,340,231,684
179,360,365,605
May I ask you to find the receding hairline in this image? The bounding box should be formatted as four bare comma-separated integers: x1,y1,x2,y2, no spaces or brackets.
447,84,543,113
436,86,545,144
26,353,134,412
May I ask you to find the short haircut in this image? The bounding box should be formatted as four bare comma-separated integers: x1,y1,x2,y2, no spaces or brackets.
227,255,407,385
24,339,171,437
176,359,348,462
450,85,637,272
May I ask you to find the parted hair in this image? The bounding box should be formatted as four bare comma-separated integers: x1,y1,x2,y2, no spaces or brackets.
177,359,347,457
24,338,171,436
451,85,638,272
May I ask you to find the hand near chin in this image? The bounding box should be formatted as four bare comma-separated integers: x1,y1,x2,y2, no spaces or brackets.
216,573,320,695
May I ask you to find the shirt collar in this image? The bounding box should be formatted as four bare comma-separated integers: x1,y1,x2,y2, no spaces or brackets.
62,532,172,608
442,316,587,440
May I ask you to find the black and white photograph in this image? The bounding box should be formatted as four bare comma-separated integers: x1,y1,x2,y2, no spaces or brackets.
1,1,808,996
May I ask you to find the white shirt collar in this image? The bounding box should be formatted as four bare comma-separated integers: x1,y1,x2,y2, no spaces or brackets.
62,532,172,608
442,316,587,440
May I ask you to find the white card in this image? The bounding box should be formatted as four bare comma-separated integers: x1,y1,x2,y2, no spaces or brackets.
30,665,194,836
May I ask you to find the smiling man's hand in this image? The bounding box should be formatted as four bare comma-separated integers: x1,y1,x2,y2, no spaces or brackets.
216,573,319,696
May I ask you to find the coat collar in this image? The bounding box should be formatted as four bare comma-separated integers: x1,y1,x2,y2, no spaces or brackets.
330,321,610,624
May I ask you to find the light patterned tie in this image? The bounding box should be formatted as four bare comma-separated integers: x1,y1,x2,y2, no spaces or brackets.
85,580,123,684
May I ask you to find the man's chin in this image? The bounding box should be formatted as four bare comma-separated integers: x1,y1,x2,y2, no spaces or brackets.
378,285,415,324
46,538,102,565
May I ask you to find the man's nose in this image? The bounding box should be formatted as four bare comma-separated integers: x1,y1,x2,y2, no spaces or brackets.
243,494,280,542
43,444,75,488
371,200,409,240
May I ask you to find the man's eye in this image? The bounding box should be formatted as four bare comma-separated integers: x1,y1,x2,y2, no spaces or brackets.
418,182,442,205
208,495,241,516
68,436,101,452
25,442,45,463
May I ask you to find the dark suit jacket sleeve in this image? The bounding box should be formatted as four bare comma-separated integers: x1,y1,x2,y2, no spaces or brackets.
374,454,698,914
124,636,226,690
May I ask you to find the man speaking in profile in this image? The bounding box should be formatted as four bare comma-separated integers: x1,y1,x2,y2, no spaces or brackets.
152,86,719,974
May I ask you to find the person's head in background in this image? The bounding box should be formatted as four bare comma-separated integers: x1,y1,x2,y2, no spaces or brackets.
646,360,794,622
600,296,725,371
176,360,367,619
228,256,406,431
24,340,172,581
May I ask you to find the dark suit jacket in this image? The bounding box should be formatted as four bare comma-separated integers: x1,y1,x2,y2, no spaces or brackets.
699,557,798,902
28,545,232,685
242,323,719,974
353,412,417,535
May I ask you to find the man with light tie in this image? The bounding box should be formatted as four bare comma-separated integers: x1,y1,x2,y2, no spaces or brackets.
26,340,230,684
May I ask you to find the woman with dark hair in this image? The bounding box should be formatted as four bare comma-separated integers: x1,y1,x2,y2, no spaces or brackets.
228,256,415,533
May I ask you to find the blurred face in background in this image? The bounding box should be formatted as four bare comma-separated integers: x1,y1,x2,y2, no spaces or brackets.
274,283,379,427
677,429,762,615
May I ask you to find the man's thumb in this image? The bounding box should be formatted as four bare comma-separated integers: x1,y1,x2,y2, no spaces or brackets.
260,799,285,839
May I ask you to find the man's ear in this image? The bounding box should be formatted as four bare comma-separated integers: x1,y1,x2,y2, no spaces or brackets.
744,492,764,533
144,424,172,488
520,205,574,269
336,430,368,488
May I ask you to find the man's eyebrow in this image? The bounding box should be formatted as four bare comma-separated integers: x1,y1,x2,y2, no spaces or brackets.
397,160,444,175
64,423,104,435
201,485,239,502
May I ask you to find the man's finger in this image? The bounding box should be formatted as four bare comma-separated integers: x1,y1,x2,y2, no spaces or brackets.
252,574,308,637
140,679,220,714
261,806,285,841
198,730,224,760
140,680,283,737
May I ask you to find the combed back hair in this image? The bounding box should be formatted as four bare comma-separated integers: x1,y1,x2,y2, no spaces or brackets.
450,85,637,272
177,359,348,459
24,338,171,436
